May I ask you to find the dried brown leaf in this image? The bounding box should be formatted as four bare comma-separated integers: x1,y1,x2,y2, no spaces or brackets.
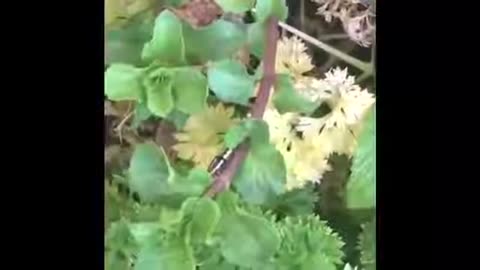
170,0,223,28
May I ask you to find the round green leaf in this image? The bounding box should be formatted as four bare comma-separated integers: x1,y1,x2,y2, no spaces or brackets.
273,74,318,114
233,121,286,204
218,211,280,268
233,143,286,204
255,0,288,23
141,10,186,65
183,20,246,64
172,68,208,114
216,0,255,13
207,59,255,105
128,143,174,203
105,64,144,101
247,22,267,58
181,197,221,244
106,14,154,66
347,107,375,209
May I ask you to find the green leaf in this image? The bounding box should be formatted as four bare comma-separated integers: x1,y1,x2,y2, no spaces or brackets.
141,10,185,65
135,235,195,270
359,217,376,270
145,75,174,117
128,222,162,247
255,0,288,23
181,197,221,244
169,168,213,199
105,64,144,101
233,120,286,204
106,14,154,66
267,184,317,216
106,220,138,255
215,0,255,13
275,216,344,270
166,109,189,129
183,20,246,64
217,208,280,267
128,143,174,203
172,68,208,114
244,119,271,146
129,143,212,206
207,60,255,105
224,119,270,149
198,254,237,270
347,107,375,209
247,22,267,58
106,250,130,270
224,121,251,149
273,74,318,114
131,102,152,128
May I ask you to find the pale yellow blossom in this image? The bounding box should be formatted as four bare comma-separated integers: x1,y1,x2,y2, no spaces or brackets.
173,103,238,169
275,36,315,80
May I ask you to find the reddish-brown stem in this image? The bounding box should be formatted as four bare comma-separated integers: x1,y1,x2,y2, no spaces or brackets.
203,17,279,197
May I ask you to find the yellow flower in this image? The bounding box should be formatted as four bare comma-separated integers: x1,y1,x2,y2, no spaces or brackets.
283,136,332,190
263,106,331,190
275,36,315,80
173,103,238,169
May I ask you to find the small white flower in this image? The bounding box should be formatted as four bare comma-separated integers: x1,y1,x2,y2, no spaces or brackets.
295,67,375,156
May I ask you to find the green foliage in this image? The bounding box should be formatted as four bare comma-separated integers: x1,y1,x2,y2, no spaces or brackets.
145,73,175,117
266,184,318,216
347,107,375,209
273,74,318,114
106,14,154,66
247,22,267,58
255,0,289,23
135,235,195,270
141,10,185,65
105,1,376,269
233,120,287,204
183,20,246,64
105,64,145,101
207,59,255,105
181,197,221,244
358,217,376,270
224,118,269,149
224,120,251,149
131,102,152,128
172,68,208,114
128,143,211,205
216,192,280,268
216,0,255,13
273,215,345,270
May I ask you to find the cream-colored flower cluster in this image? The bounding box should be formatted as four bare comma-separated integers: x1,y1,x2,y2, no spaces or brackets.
264,36,375,190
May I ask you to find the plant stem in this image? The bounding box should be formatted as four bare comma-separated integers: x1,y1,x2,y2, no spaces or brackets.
203,17,279,197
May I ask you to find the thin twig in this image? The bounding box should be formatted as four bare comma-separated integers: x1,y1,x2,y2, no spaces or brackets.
318,33,350,41
203,17,279,198
114,110,134,143
277,21,372,73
